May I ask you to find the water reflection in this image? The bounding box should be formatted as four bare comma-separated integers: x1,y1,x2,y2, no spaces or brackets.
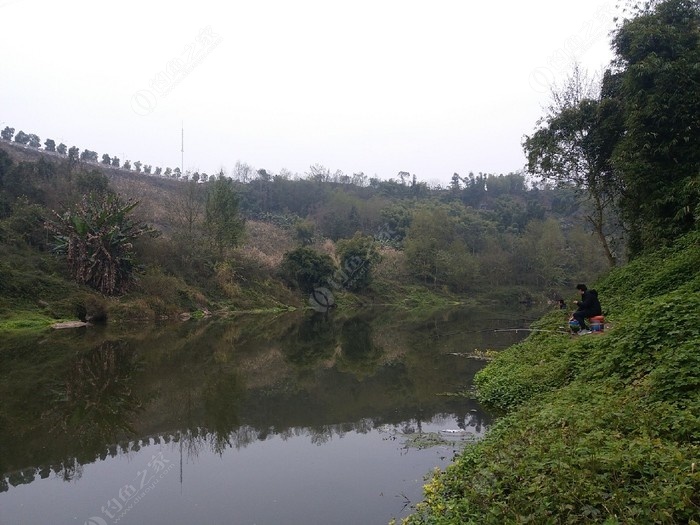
0,306,539,523
43,340,145,447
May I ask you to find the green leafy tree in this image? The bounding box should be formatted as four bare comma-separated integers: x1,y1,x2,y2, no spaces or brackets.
404,207,456,286
143,165,152,174
295,219,315,246
74,170,110,195
13,130,29,145
335,233,381,291
404,205,483,290
44,139,56,152
611,0,700,255
80,150,98,162
111,156,120,167
46,193,157,295
27,134,41,148
516,218,568,287
102,154,111,164
133,160,142,173
450,172,461,193
68,146,80,162
1,126,14,141
523,65,624,267
123,160,131,170
57,143,67,155
205,177,244,257
280,247,336,293
380,203,413,245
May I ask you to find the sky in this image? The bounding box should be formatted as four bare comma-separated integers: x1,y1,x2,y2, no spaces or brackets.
0,0,619,186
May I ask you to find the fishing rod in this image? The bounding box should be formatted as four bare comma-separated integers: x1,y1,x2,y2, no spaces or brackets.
436,327,569,337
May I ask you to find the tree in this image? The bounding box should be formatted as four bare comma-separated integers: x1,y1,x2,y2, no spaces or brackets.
154,166,162,176
295,219,315,246
123,160,131,170
46,193,157,295
351,171,368,186
173,167,181,179
1,126,14,141
13,131,29,145
80,150,98,163
517,219,568,287
611,0,700,255
233,161,252,183
280,247,336,294
111,156,120,167
57,143,67,155
306,163,331,183
205,177,244,257
450,172,461,193
44,139,56,152
170,180,205,239
68,146,80,162
523,65,624,267
164,167,172,177
133,161,142,173
143,165,152,174
403,206,456,286
27,134,41,148
335,233,381,291
74,170,110,195
102,154,112,164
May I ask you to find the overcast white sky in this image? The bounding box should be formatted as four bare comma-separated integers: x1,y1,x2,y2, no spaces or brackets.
1,0,619,185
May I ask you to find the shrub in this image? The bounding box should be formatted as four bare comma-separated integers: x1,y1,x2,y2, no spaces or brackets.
279,247,336,294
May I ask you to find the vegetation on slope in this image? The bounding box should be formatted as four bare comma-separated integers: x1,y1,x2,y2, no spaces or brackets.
403,231,700,524
0,139,613,329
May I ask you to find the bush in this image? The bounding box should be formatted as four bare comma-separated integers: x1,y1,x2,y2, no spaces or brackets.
279,247,336,294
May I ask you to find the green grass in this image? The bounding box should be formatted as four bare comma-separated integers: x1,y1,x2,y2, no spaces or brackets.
0,311,60,333
403,231,700,524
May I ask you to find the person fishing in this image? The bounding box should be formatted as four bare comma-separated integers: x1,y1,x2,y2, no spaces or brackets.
571,284,602,334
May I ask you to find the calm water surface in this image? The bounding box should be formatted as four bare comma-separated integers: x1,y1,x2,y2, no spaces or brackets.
0,306,538,525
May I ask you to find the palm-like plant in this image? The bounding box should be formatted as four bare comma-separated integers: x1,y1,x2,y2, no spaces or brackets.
47,193,156,295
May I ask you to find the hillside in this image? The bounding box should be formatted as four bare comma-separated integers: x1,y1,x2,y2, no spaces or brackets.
0,138,612,329
404,230,700,523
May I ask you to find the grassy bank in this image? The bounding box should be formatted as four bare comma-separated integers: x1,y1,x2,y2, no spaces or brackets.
0,241,464,334
403,231,700,524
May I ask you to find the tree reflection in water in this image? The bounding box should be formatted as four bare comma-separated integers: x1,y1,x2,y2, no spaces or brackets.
2,305,540,496
42,340,144,449
281,313,338,367
336,316,383,378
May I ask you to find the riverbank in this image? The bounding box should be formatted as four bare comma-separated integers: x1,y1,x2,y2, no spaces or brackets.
0,235,536,334
403,231,700,524
0,247,465,334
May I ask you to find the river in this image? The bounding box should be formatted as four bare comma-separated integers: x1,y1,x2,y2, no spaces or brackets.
0,306,539,525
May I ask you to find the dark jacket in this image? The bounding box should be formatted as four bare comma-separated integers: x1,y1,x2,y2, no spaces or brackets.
576,289,602,316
